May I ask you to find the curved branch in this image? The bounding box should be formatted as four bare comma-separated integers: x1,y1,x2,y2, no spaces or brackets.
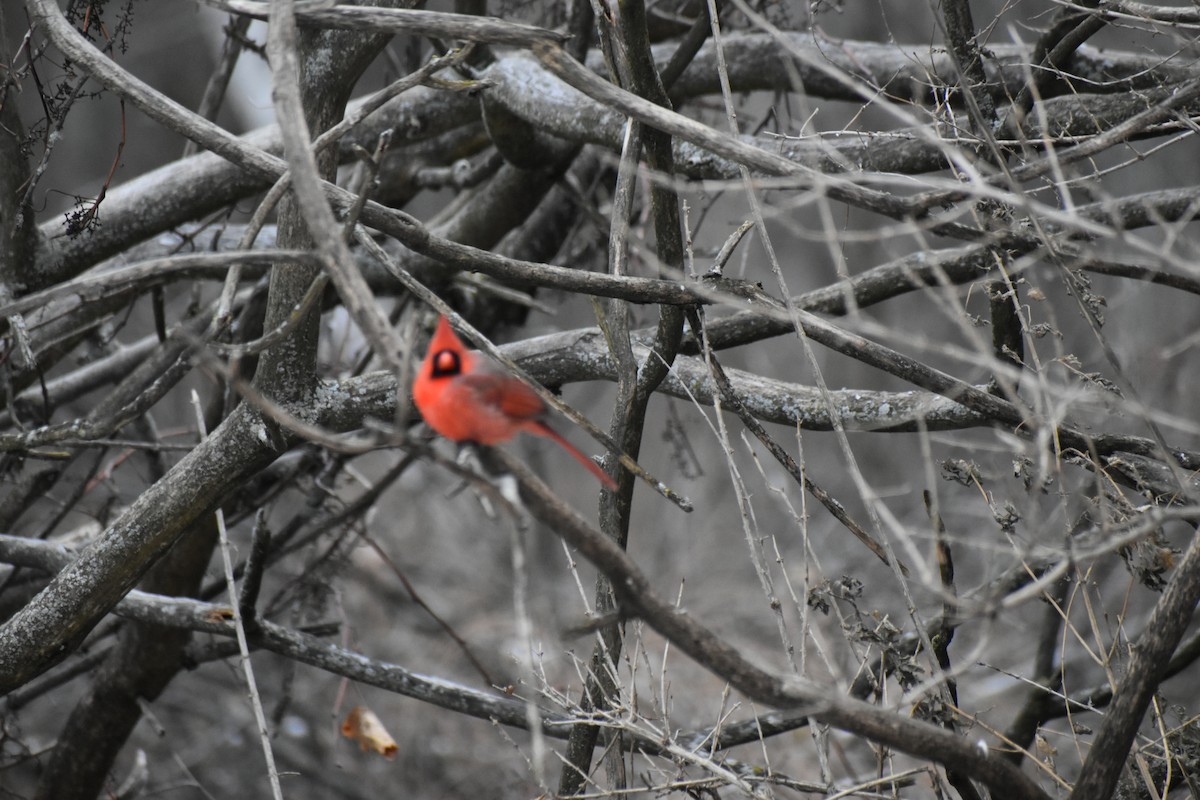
531,41,915,221
0,251,319,320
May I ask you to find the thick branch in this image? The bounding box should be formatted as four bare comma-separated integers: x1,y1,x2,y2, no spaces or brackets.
0,366,397,692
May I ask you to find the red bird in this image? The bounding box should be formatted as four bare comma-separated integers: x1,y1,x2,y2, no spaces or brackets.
413,315,617,490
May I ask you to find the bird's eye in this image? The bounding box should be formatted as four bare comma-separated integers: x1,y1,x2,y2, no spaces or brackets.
431,349,460,378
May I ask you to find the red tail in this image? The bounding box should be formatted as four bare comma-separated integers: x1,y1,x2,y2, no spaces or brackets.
526,421,618,491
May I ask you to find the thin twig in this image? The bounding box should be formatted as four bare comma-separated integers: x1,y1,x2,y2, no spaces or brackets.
486,446,1051,800
190,391,284,800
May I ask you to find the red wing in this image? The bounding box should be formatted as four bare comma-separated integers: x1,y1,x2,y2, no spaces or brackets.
457,372,546,421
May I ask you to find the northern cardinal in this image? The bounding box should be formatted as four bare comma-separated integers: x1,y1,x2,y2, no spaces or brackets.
413,315,617,490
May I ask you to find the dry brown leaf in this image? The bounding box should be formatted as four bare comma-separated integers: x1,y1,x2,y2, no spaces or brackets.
341,705,398,759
